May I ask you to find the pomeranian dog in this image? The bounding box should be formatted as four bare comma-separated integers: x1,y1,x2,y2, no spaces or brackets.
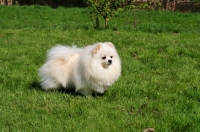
39,42,121,96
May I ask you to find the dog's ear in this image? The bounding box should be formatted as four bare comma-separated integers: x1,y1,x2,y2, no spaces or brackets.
105,42,115,48
93,43,102,54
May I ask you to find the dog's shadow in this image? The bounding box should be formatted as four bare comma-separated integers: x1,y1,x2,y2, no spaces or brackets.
30,81,41,90
30,81,78,96
30,81,104,97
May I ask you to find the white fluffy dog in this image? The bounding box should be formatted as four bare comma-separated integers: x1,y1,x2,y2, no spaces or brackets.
39,42,121,96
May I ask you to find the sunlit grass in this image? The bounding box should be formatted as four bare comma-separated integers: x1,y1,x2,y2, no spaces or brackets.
0,5,200,131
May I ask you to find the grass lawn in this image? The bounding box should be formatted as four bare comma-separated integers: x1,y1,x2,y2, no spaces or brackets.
0,5,200,131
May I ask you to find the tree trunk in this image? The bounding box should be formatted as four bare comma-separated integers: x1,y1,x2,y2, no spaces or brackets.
133,10,136,28
105,18,109,28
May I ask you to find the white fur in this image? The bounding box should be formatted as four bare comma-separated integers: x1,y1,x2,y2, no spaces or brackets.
39,42,121,96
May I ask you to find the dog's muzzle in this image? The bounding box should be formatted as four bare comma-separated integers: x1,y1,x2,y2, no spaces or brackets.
108,60,112,65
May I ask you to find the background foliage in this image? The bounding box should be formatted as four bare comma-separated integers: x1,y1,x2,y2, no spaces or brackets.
1,0,200,12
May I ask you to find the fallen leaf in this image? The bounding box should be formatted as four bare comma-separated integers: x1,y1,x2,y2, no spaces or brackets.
143,128,155,132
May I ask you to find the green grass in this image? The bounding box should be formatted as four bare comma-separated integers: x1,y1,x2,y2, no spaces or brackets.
0,5,200,131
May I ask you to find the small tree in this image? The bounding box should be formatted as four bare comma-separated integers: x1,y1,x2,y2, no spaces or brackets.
85,0,124,29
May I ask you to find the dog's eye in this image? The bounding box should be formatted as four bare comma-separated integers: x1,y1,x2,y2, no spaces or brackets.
110,56,113,58
102,56,106,60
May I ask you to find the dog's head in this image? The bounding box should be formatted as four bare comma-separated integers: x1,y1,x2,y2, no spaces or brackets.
93,42,119,69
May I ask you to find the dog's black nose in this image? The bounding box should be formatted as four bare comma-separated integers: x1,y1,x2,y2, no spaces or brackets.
108,60,112,64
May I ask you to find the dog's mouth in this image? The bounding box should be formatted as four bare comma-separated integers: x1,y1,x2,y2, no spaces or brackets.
102,64,110,69
102,60,112,69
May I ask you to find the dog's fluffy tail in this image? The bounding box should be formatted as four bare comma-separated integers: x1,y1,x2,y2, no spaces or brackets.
39,45,80,90
46,45,80,61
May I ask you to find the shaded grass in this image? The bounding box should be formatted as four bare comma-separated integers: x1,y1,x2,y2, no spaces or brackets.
0,5,200,131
